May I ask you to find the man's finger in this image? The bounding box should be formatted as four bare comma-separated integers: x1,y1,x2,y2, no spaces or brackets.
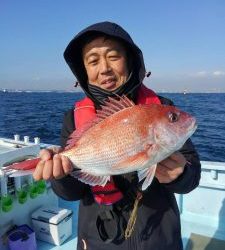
53,154,65,179
39,149,52,161
42,160,53,180
155,172,171,184
156,165,169,177
159,158,177,170
61,155,73,175
48,146,62,154
33,160,45,180
170,152,186,164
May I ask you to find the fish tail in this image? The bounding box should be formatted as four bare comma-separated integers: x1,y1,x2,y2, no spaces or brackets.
4,158,41,171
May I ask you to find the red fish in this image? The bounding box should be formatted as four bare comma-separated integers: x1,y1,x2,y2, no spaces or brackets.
3,96,197,190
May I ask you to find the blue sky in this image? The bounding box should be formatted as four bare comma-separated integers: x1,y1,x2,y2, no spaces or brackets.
0,0,225,92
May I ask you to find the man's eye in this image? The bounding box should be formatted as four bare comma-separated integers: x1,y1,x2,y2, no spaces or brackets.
109,55,120,60
88,60,98,65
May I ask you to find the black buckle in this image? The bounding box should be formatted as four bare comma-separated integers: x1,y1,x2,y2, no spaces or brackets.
96,209,123,243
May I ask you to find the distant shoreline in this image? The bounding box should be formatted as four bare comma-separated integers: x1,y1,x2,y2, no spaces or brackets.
1,89,225,94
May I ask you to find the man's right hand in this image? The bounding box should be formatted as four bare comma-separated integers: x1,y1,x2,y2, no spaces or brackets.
33,147,73,181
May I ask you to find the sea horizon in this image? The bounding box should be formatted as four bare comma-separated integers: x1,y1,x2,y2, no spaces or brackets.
1,88,225,94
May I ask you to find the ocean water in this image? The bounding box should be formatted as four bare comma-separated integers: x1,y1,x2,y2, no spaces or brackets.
0,91,225,162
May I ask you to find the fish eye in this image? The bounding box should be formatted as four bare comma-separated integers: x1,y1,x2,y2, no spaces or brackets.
168,112,179,123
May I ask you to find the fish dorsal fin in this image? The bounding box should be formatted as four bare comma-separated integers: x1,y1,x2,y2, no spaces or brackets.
97,95,135,120
65,96,135,150
65,118,99,150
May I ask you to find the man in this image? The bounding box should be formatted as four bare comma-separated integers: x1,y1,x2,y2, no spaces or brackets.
33,21,201,249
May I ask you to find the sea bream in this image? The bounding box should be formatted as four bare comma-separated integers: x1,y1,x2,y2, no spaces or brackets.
3,96,197,190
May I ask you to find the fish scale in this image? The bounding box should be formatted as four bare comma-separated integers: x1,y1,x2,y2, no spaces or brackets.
69,118,148,170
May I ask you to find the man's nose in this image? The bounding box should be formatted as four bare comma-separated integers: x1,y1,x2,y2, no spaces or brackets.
99,58,111,74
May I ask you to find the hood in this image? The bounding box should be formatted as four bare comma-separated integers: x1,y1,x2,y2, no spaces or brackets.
64,21,146,103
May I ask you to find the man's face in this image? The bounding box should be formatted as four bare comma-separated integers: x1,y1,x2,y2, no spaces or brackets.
82,36,129,91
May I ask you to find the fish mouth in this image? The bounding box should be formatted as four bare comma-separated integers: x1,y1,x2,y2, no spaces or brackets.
190,117,197,132
193,122,198,132
186,117,198,138
177,116,197,142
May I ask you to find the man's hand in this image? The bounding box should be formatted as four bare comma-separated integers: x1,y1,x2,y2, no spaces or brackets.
33,147,73,181
155,152,187,184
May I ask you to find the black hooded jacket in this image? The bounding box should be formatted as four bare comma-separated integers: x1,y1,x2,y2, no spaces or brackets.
63,21,146,105
50,21,201,250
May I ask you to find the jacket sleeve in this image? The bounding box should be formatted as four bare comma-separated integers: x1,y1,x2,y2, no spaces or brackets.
158,95,201,194
50,109,89,201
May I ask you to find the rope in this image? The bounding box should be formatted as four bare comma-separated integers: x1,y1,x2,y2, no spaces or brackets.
124,191,143,239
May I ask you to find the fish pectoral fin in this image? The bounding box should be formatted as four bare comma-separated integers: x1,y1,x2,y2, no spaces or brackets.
111,144,157,173
111,151,150,172
138,164,157,191
70,170,110,187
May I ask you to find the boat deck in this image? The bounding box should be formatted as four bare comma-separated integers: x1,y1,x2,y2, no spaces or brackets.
36,195,225,250
1,138,225,249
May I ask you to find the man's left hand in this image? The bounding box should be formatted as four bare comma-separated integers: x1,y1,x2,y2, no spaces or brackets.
155,152,187,184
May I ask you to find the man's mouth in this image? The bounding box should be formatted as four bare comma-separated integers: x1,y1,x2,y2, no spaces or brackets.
101,78,117,90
